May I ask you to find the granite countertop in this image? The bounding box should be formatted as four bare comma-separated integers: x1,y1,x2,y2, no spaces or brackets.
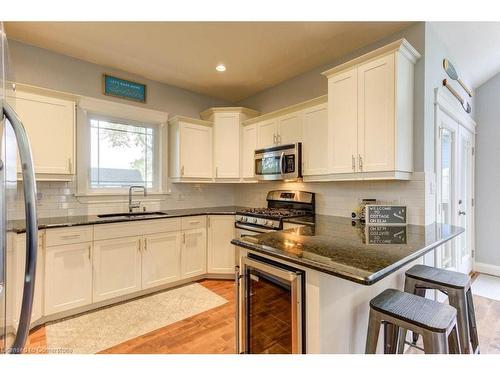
231,215,464,286
8,206,246,233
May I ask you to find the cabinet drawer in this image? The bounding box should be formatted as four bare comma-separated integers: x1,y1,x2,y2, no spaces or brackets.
181,215,207,230
45,226,93,247
94,218,181,241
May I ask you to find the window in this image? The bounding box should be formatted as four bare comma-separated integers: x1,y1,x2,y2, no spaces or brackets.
89,116,158,190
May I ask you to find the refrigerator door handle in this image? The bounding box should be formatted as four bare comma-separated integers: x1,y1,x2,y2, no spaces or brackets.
3,100,38,354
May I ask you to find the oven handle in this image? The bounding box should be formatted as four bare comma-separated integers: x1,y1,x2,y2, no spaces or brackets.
279,151,285,177
235,223,275,233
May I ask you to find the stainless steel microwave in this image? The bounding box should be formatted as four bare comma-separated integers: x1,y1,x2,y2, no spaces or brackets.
254,143,302,181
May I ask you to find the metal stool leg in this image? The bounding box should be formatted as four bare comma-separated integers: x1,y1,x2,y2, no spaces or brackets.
384,322,399,354
423,331,449,354
448,323,461,354
449,290,472,354
397,327,408,354
366,309,381,354
466,288,480,353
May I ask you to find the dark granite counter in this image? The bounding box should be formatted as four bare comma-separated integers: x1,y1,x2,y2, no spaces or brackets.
231,215,464,285
8,206,245,234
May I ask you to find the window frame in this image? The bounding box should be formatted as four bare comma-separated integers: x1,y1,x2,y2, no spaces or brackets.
76,97,168,197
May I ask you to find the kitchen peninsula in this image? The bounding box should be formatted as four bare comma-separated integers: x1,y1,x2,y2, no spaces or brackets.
232,216,463,354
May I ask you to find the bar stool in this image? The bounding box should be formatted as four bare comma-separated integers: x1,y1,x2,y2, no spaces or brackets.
366,288,460,354
397,265,479,354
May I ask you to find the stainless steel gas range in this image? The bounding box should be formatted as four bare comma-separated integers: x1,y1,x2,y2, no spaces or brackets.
234,190,315,236
235,190,314,354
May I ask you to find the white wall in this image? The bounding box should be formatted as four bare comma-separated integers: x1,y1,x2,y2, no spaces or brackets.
475,72,500,268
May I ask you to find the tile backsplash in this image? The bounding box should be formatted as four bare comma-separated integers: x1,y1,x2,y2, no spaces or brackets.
9,173,425,225
8,180,236,220
234,172,426,225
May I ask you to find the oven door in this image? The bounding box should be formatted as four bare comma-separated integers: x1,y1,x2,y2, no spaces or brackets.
237,255,304,354
254,143,301,181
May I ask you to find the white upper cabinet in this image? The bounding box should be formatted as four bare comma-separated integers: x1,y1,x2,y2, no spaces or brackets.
322,38,420,180
357,54,395,173
256,119,279,148
241,124,257,180
7,89,75,180
200,107,259,182
207,215,235,274
302,102,329,176
327,68,358,175
169,116,213,182
278,112,303,145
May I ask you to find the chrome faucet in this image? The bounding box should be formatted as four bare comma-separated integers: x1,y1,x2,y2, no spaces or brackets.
128,185,147,213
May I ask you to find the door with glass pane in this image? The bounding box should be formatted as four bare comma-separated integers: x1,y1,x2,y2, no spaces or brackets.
457,127,474,274
436,109,475,274
436,112,459,270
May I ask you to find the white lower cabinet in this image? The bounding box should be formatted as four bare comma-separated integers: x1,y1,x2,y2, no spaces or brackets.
44,241,93,315
141,232,182,289
93,236,142,303
181,228,207,279
207,215,235,274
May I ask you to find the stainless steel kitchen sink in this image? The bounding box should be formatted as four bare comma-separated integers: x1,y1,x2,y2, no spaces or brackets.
97,211,169,219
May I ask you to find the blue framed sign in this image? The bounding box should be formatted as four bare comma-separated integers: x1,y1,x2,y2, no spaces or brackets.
103,74,147,103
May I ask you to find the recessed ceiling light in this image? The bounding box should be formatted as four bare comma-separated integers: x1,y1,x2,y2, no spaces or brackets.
216,64,226,72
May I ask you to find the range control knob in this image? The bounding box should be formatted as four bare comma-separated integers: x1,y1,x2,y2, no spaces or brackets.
241,217,247,222
252,218,257,224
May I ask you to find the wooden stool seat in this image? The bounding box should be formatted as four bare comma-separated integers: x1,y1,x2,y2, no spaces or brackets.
405,264,470,289
366,289,460,354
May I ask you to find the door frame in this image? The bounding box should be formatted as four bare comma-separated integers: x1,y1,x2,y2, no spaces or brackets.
434,88,476,273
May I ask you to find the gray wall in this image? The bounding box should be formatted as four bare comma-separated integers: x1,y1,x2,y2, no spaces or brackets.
475,73,500,267
238,23,426,172
7,39,232,118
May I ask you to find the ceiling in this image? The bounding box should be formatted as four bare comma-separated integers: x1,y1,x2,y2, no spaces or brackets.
430,22,500,89
5,22,413,102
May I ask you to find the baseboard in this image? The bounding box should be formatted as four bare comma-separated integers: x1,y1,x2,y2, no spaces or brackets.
474,262,500,277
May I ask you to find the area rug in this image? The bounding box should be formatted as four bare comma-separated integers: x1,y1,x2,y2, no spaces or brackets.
45,283,228,354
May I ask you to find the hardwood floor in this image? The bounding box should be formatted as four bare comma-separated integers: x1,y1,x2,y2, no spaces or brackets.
21,278,500,354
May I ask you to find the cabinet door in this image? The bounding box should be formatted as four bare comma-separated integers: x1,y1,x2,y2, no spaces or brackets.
214,113,240,178
278,112,303,145
207,215,235,274
257,119,278,148
7,91,75,176
328,68,359,174
181,228,207,279
142,232,182,289
357,54,395,172
93,236,142,303
13,233,45,322
242,124,257,179
180,122,213,178
302,103,328,176
44,242,92,315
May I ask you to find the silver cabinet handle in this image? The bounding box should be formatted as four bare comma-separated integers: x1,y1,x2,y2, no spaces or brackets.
278,134,281,144
181,165,185,176
458,211,466,216
352,155,356,171
3,100,38,354
88,244,91,260
183,232,186,244
273,134,276,145
144,238,148,251
215,166,218,178
60,234,81,239
358,154,363,171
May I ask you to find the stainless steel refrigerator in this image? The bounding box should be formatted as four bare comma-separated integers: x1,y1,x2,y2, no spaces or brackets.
0,21,38,354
